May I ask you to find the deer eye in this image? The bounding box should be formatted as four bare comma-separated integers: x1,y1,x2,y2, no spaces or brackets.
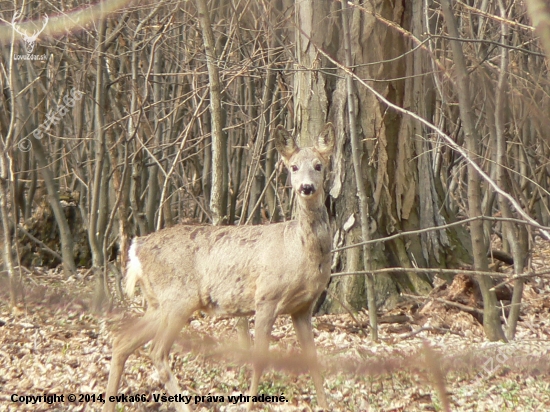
314,163,322,171
291,165,298,172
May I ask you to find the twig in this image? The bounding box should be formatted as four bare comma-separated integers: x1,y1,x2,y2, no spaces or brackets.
332,215,548,253
402,293,483,315
434,298,483,315
326,289,368,337
332,266,511,278
490,269,550,291
395,326,432,340
428,34,545,57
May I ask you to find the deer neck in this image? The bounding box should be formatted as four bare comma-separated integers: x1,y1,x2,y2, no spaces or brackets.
294,193,330,251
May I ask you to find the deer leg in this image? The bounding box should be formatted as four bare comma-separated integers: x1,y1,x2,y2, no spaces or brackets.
291,310,328,409
247,305,276,411
104,311,158,412
149,312,192,412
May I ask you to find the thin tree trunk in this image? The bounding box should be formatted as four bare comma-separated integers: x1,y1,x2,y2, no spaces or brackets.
2,36,21,306
239,76,263,225
91,13,108,310
441,0,506,342
146,45,163,231
129,31,148,235
264,1,284,221
495,0,527,340
0,139,17,307
196,0,226,225
341,0,378,342
9,66,77,276
32,141,77,275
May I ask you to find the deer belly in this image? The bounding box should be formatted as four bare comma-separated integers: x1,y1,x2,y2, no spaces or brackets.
198,264,257,316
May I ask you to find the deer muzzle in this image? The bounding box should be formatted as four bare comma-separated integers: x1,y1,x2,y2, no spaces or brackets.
299,184,316,196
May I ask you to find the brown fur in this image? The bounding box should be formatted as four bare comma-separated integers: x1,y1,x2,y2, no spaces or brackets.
104,124,335,411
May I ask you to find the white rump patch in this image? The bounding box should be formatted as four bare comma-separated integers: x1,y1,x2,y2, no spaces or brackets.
125,241,143,297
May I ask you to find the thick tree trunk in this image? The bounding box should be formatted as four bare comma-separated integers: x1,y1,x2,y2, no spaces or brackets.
294,0,337,144
320,0,471,314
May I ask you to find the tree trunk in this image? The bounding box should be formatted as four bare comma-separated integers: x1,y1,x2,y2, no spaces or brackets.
341,0,378,341
196,0,227,225
319,0,470,314
8,67,77,277
441,0,506,342
91,13,108,311
31,141,77,276
494,2,528,340
0,136,18,307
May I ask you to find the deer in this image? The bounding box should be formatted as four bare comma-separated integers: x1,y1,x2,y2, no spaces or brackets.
11,12,49,54
103,123,335,412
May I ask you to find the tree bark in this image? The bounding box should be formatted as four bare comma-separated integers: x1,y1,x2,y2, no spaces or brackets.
494,1,528,340
31,141,77,276
91,13,109,311
196,0,227,225
441,0,506,342
0,135,17,307
341,0,378,341
294,0,337,144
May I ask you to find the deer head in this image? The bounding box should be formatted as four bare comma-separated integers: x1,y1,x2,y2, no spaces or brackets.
11,12,49,54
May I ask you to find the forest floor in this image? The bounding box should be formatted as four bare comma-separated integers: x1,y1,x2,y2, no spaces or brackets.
1,240,550,411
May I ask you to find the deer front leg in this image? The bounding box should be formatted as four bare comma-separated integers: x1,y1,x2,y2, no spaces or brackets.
247,305,276,411
291,310,328,409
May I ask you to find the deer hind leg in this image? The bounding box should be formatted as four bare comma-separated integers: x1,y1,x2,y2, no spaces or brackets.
247,305,277,411
104,311,159,412
291,310,328,409
149,307,194,412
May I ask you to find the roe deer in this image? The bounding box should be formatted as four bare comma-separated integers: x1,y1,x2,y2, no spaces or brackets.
103,123,335,411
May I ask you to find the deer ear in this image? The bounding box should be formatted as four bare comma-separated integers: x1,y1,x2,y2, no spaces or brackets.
275,125,298,161
315,123,335,158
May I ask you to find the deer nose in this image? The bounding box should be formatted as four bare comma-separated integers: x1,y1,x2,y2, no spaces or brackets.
299,184,315,196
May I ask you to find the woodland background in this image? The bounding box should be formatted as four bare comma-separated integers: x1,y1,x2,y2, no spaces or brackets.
1,0,550,338
1,1,550,409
